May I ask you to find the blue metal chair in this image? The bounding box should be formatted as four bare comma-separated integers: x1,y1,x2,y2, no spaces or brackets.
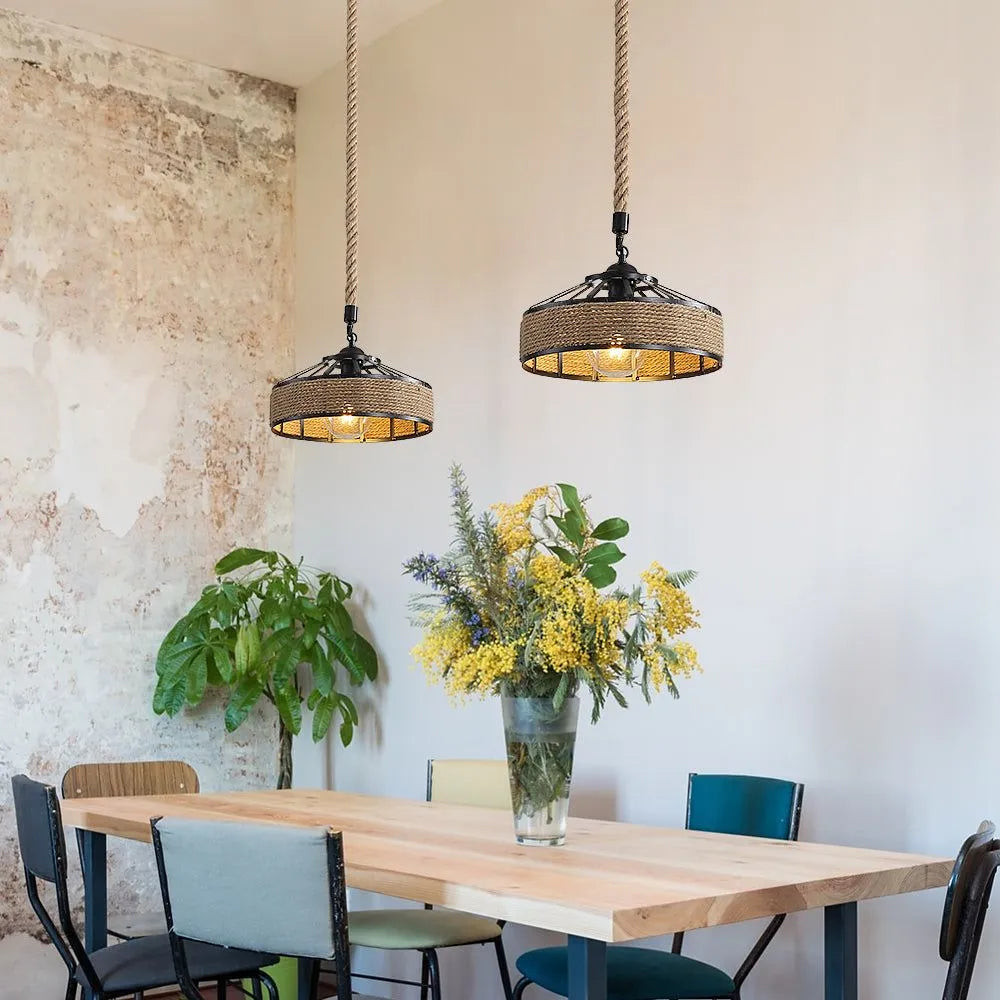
512,773,804,1000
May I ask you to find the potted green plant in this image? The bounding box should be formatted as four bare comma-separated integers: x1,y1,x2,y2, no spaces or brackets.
152,547,378,789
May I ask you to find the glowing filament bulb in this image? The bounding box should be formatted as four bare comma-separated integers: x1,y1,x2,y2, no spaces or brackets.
588,345,642,380
328,413,369,442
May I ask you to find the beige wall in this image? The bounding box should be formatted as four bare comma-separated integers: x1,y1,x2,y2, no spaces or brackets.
295,0,1000,997
0,8,295,986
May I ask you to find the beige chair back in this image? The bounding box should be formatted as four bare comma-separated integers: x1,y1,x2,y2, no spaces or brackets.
62,760,200,799
427,759,511,810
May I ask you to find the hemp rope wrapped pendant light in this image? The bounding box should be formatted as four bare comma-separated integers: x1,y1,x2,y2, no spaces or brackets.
520,0,723,381
270,0,434,442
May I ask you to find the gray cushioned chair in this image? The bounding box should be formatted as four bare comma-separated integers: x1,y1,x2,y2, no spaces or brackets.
11,774,275,1000
347,759,514,1000
151,814,354,1000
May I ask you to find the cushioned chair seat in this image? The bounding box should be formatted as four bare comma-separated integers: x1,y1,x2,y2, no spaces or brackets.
349,909,502,950
516,945,736,1000
75,935,278,993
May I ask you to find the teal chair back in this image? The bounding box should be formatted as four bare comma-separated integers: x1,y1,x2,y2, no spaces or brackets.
686,773,804,841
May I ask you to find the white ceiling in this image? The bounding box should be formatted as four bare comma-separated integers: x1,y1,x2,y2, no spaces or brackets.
6,0,441,86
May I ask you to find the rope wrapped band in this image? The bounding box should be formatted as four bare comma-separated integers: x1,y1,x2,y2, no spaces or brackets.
271,376,434,442
520,300,722,381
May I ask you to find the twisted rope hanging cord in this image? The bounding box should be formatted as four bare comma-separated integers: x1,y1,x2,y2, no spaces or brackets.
613,0,630,215
345,0,360,307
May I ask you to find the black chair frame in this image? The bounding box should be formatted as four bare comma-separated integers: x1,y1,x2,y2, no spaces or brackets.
941,821,999,1000
11,775,250,1000
151,817,354,1000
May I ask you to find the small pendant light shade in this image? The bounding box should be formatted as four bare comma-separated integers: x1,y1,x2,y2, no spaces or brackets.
270,0,434,442
520,0,723,382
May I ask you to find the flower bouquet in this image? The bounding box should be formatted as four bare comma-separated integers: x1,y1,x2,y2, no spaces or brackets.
405,465,701,845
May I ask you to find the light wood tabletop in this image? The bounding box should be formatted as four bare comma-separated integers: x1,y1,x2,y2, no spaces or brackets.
61,788,952,943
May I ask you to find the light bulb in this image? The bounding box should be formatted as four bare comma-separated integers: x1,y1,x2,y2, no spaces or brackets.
328,413,369,442
588,346,642,380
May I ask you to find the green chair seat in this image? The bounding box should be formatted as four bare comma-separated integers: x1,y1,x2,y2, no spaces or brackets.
515,945,737,1000
349,909,503,950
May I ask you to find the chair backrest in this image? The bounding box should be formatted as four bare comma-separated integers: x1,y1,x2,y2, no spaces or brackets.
427,759,512,810
10,775,99,991
62,760,199,799
686,773,804,842
152,816,352,1000
940,821,998,1000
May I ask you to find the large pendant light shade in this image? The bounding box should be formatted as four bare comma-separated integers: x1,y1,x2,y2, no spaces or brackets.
520,0,723,382
270,0,434,442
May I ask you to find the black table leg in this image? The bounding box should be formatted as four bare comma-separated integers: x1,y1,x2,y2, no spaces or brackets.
567,936,607,1000
825,902,858,1000
298,957,317,1000
81,830,108,952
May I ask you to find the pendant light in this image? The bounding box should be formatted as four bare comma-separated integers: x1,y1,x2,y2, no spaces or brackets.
270,0,434,442
519,0,723,382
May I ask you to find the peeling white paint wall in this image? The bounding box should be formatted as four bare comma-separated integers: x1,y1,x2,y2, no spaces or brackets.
0,6,295,975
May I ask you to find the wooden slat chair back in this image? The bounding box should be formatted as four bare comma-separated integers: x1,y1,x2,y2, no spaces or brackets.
62,761,199,800
61,760,200,945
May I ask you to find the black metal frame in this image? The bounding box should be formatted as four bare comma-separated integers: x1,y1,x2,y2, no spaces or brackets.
150,818,353,1000
346,759,514,1000
940,822,999,1000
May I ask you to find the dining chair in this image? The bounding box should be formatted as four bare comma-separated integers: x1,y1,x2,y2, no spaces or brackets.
151,814,354,1000
11,774,276,1000
939,820,999,1000
512,773,805,1000
62,759,200,940
347,758,515,1000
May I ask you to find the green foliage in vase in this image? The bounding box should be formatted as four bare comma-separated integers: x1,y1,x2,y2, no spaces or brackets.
152,547,378,788
404,465,702,723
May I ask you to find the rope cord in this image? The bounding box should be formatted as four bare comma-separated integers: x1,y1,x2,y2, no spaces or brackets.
613,0,629,215
345,0,359,307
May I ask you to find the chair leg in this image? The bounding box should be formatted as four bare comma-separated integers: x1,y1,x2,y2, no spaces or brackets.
494,937,514,1000
425,949,442,1000
252,976,263,1000
420,951,431,1000
512,976,532,1000
64,977,78,1000
217,980,227,1000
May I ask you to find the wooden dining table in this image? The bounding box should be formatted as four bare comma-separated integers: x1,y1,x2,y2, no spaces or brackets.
61,789,953,1000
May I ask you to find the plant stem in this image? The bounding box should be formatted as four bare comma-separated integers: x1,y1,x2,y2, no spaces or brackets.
277,719,293,790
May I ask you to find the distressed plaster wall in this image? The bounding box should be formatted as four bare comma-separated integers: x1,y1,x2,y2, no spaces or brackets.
0,5,295,968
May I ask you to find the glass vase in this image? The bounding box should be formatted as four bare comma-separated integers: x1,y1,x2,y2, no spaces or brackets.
501,695,579,846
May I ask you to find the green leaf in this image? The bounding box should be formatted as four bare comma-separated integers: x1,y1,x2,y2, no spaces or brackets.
211,644,234,684
274,683,303,736
185,650,209,705
224,676,264,732
591,517,630,541
310,642,334,695
311,696,335,742
667,569,698,589
584,542,626,565
329,601,355,639
583,563,617,589
339,717,355,747
234,624,250,676
556,483,585,523
545,545,576,566
354,633,378,681
339,694,359,725
325,628,365,685
552,672,571,712
552,511,585,546
153,676,187,716
215,547,270,576
333,577,352,601
156,641,204,685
